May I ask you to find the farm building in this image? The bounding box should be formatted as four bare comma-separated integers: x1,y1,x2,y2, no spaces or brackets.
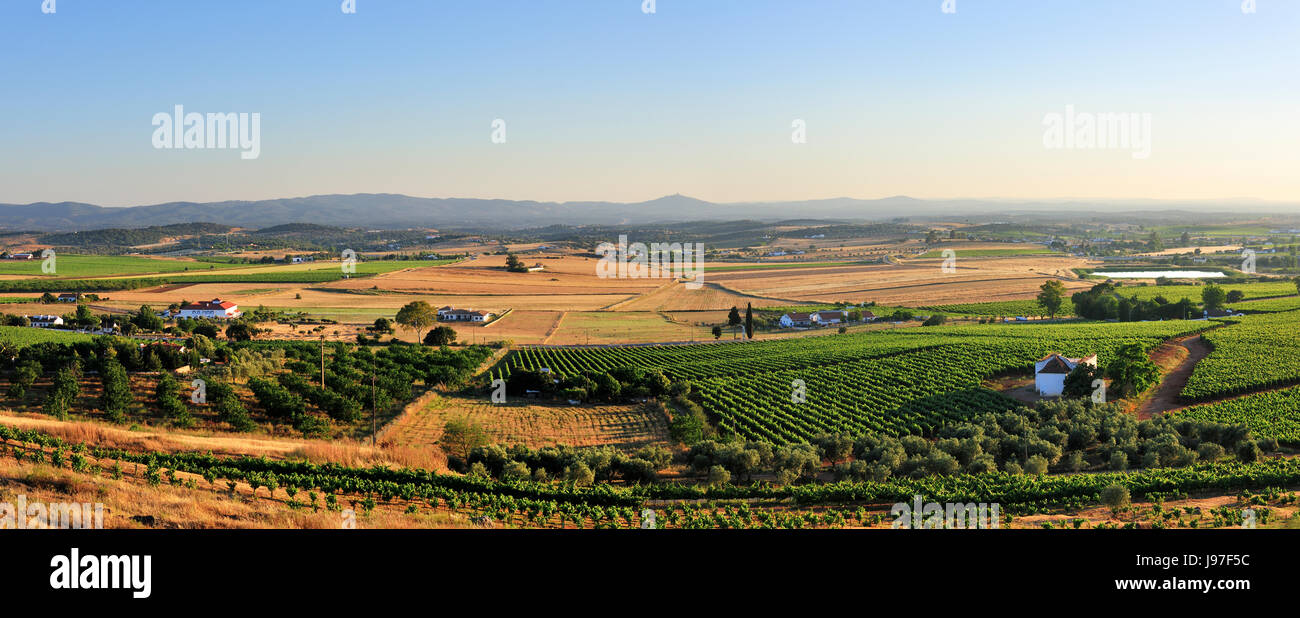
177,299,242,319
56,293,80,303
439,307,494,322
813,310,847,325
779,312,816,328
26,315,64,328
1034,353,1098,397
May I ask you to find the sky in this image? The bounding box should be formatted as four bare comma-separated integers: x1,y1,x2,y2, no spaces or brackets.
1,0,1298,207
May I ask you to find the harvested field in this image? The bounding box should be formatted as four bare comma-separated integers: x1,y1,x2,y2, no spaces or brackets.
383,396,671,451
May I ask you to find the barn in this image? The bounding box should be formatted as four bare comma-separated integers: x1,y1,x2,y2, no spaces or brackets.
1034,353,1098,397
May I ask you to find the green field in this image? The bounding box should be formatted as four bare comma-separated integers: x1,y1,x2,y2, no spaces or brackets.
0,255,246,278
0,325,94,348
1175,385,1300,445
916,300,1072,317
1182,312,1300,401
1149,225,1277,237
1115,282,1296,303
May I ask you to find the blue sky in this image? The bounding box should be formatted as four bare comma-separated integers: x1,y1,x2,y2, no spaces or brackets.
1,0,1297,205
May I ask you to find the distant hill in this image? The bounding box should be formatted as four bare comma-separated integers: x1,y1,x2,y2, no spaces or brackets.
0,193,1295,232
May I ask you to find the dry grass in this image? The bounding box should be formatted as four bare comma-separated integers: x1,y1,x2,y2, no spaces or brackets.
384,396,670,451
286,441,447,472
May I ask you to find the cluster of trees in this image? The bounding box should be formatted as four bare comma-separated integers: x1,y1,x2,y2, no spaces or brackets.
824,399,1273,482
1060,342,1161,400
2,333,490,436
687,439,821,485
504,253,531,273
247,377,328,436
1071,281,1199,321
459,441,674,485
504,364,679,403
155,373,195,427
447,397,1277,490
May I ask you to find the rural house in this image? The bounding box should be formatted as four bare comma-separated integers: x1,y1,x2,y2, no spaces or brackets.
813,310,847,325
177,299,242,319
779,312,817,328
438,307,495,322
1034,353,1098,397
26,315,64,328
56,293,80,303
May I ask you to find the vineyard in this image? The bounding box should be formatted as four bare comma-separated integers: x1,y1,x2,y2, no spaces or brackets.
1174,385,1300,445
0,325,93,349
1181,311,1300,401
3,421,1300,528
916,300,1065,317
499,321,1215,442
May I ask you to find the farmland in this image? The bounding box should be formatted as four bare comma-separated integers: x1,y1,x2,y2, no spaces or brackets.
2,219,1299,532
1181,312,1300,401
500,320,1215,442
1174,385,1300,446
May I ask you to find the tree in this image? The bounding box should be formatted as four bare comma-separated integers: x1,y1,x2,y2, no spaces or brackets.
1293,276,1300,296
1100,484,1131,516
441,417,488,463
711,325,722,340
744,303,754,339
423,326,457,346
922,314,946,327
395,301,437,342
372,318,394,334
100,359,132,423
131,305,164,332
727,307,742,339
1202,284,1227,312
1226,289,1245,303
707,465,731,487
43,368,80,420
1037,279,1067,318
1146,231,1163,251
225,321,255,341
505,253,528,273
1105,343,1161,399
73,304,97,329
1061,363,1105,399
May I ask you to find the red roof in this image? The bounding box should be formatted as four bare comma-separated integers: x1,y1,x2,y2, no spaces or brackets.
182,298,237,310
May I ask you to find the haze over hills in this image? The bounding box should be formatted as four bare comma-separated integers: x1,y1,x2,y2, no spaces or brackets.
0,193,1296,232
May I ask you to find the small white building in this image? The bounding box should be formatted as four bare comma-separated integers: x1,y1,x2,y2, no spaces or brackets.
1034,353,1099,397
27,315,64,328
779,312,817,328
177,298,241,319
813,310,847,325
439,307,494,322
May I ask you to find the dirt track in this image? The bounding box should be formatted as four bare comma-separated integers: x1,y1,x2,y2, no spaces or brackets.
1136,334,1210,419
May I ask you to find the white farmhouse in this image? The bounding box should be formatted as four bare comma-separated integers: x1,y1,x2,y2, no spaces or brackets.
779,312,817,328
1034,353,1098,397
26,315,64,328
813,310,846,325
177,298,242,319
